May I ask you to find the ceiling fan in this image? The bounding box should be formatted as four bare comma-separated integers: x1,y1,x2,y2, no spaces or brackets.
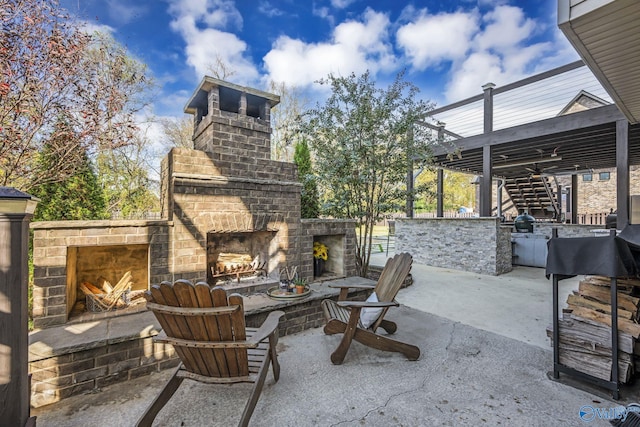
525,163,558,178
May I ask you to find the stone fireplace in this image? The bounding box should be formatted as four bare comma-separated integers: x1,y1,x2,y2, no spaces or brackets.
29,77,363,408
31,77,357,329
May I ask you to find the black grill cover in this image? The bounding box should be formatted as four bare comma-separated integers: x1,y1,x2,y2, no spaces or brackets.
546,225,640,279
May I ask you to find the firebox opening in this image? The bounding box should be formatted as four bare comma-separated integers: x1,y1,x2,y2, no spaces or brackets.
66,244,149,320
313,234,345,278
207,231,276,285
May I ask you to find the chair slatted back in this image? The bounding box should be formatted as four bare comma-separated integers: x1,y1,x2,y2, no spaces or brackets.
374,253,412,302
147,279,249,378
371,253,412,330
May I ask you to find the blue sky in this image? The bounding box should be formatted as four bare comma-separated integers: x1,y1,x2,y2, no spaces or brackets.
59,0,577,122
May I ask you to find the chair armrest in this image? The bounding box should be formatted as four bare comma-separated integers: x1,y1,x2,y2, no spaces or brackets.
336,300,399,308
247,310,285,345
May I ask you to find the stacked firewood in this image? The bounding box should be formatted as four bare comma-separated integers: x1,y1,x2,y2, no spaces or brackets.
211,255,267,283
80,271,134,312
547,276,640,383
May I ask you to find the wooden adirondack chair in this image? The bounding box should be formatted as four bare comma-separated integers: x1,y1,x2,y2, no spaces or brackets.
321,252,420,364
137,279,284,427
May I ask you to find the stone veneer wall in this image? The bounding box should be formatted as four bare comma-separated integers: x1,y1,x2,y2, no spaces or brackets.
395,217,512,275
533,223,603,238
31,220,171,329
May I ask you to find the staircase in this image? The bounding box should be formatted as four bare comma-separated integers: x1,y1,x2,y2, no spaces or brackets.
503,176,560,219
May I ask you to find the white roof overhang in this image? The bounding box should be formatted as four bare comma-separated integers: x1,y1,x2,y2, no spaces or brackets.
558,0,640,124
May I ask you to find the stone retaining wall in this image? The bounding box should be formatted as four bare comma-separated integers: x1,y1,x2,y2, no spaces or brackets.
395,217,512,275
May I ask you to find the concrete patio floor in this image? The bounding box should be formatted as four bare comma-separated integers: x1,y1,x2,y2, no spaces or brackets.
32,254,639,426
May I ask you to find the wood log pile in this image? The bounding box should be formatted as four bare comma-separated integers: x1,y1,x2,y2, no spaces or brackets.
547,275,640,383
80,271,134,312
211,254,267,283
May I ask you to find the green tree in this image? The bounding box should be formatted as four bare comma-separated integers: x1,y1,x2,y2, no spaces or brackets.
96,138,159,219
270,80,308,161
415,169,476,212
31,144,108,221
301,70,434,276
293,139,319,218
0,0,153,191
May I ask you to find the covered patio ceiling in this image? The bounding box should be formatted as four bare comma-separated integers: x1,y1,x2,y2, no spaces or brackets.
430,104,640,180
558,0,640,125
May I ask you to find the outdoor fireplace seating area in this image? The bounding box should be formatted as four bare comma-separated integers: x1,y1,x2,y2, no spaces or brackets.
28,78,363,408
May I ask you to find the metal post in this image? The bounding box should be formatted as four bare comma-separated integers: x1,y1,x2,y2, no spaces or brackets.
0,187,38,426
571,174,578,224
406,127,415,218
482,82,495,134
480,145,492,217
616,119,629,229
557,184,563,222
480,83,495,218
610,228,620,399
436,168,444,218
436,122,445,218
497,179,503,218
551,227,560,379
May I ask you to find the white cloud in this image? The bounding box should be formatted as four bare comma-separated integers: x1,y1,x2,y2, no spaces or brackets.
156,89,192,116
312,4,334,26
444,52,505,101
396,10,479,70
168,0,242,29
258,1,284,18
106,0,147,24
331,0,356,9
474,6,536,53
79,21,115,36
263,9,395,87
167,0,258,83
395,4,563,103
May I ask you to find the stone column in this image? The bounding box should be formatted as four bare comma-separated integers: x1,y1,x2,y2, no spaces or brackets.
208,85,220,115
0,187,38,427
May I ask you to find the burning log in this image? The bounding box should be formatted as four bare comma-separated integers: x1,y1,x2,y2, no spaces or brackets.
210,259,267,283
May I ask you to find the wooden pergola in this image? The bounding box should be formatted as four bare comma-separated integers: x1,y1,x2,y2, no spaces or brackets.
421,62,640,229
421,0,640,228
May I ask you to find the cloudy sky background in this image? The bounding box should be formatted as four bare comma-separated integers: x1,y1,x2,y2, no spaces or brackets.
59,0,591,121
